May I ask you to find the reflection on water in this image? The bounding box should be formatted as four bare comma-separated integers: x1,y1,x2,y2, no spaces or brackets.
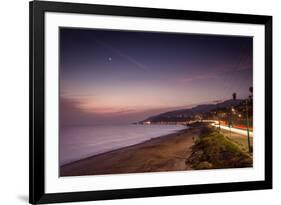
60,124,185,166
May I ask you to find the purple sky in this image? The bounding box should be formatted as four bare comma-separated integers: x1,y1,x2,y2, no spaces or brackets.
59,28,253,126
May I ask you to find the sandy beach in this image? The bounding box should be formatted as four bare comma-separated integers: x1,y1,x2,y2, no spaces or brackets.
60,127,200,176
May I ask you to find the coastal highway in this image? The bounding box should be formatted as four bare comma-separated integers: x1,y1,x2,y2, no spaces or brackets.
210,121,253,137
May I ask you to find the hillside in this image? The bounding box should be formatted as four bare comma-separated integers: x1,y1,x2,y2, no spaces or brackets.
140,99,243,123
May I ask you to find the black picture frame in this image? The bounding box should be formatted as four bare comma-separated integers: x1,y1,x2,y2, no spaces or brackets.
29,1,272,204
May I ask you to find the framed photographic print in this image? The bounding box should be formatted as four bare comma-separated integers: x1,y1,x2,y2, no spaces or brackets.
29,0,272,204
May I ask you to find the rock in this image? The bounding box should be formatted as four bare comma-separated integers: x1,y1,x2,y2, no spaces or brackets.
195,161,213,169
186,150,204,164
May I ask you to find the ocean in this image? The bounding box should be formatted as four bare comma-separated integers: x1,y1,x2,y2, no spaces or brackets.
59,124,186,166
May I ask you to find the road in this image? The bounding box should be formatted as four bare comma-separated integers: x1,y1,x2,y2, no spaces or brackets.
202,120,253,137
205,120,253,152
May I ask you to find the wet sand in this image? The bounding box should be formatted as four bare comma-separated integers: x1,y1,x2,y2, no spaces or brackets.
60,127,201,176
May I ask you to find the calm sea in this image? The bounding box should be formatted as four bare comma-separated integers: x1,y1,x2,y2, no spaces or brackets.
60,124,186,166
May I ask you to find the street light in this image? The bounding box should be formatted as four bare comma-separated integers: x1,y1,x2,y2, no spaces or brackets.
213,100,223,132
246,86,253,153
229,93,237,138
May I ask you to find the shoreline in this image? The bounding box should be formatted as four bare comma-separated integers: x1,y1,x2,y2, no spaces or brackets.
60,128,189,167
60,127,199,176
61,127,189,166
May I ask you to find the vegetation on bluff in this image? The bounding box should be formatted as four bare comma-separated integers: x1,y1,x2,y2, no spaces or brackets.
187,126,252,170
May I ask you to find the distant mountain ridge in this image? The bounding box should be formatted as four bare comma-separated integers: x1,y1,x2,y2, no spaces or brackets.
140,99,243,123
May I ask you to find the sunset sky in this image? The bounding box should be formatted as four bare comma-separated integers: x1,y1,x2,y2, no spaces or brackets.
59,28,253,125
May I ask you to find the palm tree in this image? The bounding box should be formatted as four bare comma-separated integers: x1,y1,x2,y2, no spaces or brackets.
249,86,253,95
232,92,237,101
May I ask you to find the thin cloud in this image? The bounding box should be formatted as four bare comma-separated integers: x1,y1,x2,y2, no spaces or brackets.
94,39,149,71
177,64,251,84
